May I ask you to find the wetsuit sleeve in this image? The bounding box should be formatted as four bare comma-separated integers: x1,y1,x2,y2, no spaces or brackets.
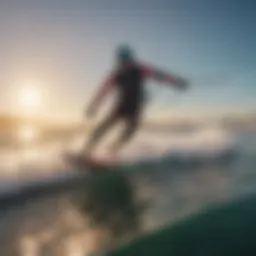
88,73,116,111
141,64,188,90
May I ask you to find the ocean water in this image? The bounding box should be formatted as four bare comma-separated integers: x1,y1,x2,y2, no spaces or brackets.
0,128,255,256
0,125,237,181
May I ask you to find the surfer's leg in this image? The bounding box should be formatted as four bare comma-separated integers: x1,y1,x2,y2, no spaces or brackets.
110,114,140,155
84,112,119,154
122,116,140,143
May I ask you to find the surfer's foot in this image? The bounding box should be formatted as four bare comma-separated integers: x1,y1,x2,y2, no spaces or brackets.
81,148,94,160
84,151,93,160
108,143,120,159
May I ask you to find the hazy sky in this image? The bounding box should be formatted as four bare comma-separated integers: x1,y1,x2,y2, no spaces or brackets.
0,0,255,122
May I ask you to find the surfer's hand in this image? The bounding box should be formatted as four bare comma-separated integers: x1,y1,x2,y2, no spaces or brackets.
86,106,95,118
176,77,189,91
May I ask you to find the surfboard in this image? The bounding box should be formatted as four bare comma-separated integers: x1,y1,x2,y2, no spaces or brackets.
63,152,116,171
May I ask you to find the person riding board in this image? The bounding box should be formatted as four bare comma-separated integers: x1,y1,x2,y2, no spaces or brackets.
84,45,189,158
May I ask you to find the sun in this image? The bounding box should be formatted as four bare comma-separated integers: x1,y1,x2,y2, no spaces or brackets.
20,86,42,109
18,80,44,115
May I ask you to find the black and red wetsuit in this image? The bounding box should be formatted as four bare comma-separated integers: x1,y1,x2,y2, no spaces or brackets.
110,62,146,119
85,61,187,153
90,62,182,117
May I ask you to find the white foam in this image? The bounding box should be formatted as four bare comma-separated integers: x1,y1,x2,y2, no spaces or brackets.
0,126,238,192
117,126,237,162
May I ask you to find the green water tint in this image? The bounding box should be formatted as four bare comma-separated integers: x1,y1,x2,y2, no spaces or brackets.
108,195,256,256
76,172,143,239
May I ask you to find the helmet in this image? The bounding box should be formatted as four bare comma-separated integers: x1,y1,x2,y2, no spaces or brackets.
116,44,135,63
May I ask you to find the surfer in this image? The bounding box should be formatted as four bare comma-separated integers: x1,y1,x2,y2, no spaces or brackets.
84,45,189,157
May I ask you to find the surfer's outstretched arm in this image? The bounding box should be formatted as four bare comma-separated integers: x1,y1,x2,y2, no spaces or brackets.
141,64,189,90
86,75,116,115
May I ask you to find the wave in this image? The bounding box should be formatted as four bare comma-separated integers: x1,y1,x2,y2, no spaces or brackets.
116,125,238,163
0,126,239,199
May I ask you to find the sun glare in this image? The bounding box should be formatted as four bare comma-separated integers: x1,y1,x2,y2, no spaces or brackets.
20,88,41,108
19,81,43,112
